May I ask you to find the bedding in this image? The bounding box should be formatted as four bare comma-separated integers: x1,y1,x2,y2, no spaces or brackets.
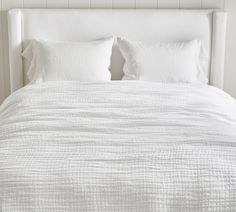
0,81,236,212
118,38,208,83
22,38,114,83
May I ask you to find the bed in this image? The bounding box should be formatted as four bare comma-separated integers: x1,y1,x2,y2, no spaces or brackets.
1,9,236,212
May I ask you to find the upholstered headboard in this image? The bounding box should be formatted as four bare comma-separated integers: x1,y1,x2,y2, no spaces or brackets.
8,9,227,92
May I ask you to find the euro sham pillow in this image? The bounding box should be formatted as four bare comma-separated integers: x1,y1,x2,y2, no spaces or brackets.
22,38,114,83
118,38,208,84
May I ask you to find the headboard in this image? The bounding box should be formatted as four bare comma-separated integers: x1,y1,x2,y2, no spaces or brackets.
8,9,227,93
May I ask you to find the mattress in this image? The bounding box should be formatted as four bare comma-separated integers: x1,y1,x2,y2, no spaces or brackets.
0,81,236,212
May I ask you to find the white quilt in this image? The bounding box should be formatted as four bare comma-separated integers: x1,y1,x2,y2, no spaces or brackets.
0,81,236,212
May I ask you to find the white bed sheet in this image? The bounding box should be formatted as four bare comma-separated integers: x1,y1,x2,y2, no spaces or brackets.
0,81,236,212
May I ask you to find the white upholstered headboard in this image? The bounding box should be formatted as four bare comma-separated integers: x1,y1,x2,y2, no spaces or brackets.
8,9,227,93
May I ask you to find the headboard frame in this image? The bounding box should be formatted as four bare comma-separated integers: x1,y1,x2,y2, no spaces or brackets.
8,9,227,92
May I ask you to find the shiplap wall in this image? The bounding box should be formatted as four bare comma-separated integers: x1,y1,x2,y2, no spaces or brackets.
0,0,229,103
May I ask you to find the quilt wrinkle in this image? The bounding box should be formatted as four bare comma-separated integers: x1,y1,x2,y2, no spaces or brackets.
0,81,236,212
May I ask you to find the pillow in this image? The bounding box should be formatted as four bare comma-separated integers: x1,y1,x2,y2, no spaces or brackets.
22,38,114,83
117,38,208,84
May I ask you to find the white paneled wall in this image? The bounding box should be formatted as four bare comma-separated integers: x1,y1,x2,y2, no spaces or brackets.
113,0,135,9
224,0,236,98
0,0,4,104
180,0,201,8
0,0,229,103
91,0,112,9
69,0,90,8
47,0,69,8
24,0,46,8
202,0,225,8
136,0,157,9
158,0,180,8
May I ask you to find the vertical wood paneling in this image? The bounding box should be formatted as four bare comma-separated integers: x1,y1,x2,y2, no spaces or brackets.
0,0,5,103
91,0,112,8
0,0,227,10
69,0,90,8
112,0,135,8
202,0,225,8
47,0,69,8
158,0,180,8
2,0,23,9
136,0,157,8
23,0,47,8
223,0,236,97
180,0,201,8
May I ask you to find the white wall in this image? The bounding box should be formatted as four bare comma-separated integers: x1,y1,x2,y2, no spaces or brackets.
224,0,236,98
1,0,234,104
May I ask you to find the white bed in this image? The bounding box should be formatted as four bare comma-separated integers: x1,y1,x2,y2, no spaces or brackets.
1,9,236,212
8,9,227,91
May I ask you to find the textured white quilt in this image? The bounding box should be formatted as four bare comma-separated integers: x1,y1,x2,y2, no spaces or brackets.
1,81,236,212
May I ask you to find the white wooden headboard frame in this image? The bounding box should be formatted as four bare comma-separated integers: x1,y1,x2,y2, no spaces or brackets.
8,9,227,93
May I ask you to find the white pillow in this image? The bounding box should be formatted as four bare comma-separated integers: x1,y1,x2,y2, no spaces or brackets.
22,38,114,83
118,38,208,84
